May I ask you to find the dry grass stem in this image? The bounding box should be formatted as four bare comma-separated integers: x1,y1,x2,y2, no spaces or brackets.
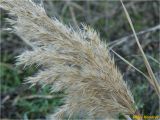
21,95,63,100
109,25,160,49
111,49,150,81
120,0,160,97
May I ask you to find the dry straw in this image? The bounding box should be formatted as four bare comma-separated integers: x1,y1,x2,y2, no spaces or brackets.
120,0,160,98
0,0,137,119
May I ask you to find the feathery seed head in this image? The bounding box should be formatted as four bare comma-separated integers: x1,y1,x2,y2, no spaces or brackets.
1,0,136,119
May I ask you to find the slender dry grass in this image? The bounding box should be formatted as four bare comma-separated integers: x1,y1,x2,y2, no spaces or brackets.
120,0,160,98
0,0,136,119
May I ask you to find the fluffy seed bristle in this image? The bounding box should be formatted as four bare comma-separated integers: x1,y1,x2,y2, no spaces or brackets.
0,0,136,119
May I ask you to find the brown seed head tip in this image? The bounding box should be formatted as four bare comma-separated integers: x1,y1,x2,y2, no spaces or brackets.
1,0,136,119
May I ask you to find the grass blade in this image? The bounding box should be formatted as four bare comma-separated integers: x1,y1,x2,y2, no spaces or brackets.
120,0,160,97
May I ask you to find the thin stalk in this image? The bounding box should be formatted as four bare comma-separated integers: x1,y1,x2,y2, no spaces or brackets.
120,0,160,97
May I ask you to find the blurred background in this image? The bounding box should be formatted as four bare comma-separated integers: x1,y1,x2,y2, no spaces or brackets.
0,0,159,119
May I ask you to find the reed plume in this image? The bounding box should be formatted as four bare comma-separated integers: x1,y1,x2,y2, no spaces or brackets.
0,0,136,119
